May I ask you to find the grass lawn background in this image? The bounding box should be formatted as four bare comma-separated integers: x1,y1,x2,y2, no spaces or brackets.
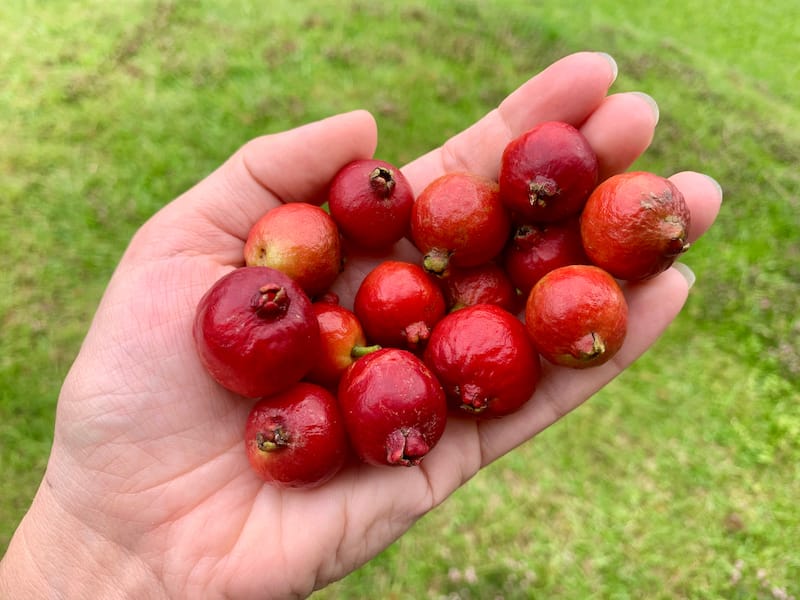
1,1,798,597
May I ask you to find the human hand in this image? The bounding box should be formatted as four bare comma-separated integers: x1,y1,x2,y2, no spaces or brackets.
0,52,722,599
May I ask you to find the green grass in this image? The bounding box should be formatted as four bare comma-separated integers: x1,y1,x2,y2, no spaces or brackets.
2,0,798,597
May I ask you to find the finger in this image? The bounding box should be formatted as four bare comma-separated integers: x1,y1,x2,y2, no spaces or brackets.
579,91,660,181
669,171,724,243
401,51,618,194
129,110,379,262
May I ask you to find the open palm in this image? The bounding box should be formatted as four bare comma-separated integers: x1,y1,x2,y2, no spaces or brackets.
28,53,720,599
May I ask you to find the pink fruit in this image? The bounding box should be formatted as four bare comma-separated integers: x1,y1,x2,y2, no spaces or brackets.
244,202,342,298
328,158,415,250
306,301,380,388
353,260,446,351
245,383,348,488
439,263,520,313
424,304,541,418
499,121,598,223
337,348,447,466
503,217,590,297
193,266,320,398
580,171,691,280
525,264,628,369
411,172,511,276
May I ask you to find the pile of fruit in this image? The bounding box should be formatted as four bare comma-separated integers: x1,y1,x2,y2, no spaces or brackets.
193,121,691,488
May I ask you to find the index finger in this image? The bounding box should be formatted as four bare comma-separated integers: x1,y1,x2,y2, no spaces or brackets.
401,51,619,194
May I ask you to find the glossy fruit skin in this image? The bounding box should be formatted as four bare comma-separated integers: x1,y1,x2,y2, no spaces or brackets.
328,159,415,250
411,172,510,276
244,383,348,488
193,266,320,398
503,217,590,297
439,262,520,314
580,171,691,280
353,260,446,351
306,301,379,388
525,264,628,369
338,348,447,466
424,304,541,418
499,121,598,223
244,202,342,298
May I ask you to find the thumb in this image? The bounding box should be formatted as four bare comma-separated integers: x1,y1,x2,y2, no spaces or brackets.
129,109,378,262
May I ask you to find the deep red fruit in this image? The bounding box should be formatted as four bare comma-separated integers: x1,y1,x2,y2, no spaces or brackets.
580,171,691,280
499,121,598,223
524,265,628,369
503,217,590,297
244,383,348,488
439,263,520,313
306,301,380,388
328,158,415,250
193,266,320,398
353,260,446,351
244,203,342,298
411,172,510,276
424,304,541,418
338,348,447,466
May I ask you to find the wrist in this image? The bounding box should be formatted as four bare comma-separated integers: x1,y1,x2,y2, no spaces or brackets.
0,478,167,600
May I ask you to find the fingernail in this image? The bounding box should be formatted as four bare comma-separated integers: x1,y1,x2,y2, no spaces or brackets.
630,91,660,125
703,173,724,203
673,262,696,289
595,52,618,84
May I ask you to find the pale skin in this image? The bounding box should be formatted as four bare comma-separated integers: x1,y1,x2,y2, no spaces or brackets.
0,52,722,599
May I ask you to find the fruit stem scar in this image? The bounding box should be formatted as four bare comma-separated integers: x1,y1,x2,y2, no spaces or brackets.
528,176,559,207
256,427,290,452
250,284,290,318
369,167,395,198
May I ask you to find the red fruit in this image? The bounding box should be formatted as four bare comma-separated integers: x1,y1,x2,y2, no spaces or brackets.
503,217,590,297
424,304,541,418
525,265,628,369
244,203,342,298
411,172,510,276
245,383,348,488
353,260,446,351
499,121,598,223
338,348,447,466
306,301,381,388
439,263,520,313
328,158,415,250
193,266,320,398
580,171,691,280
